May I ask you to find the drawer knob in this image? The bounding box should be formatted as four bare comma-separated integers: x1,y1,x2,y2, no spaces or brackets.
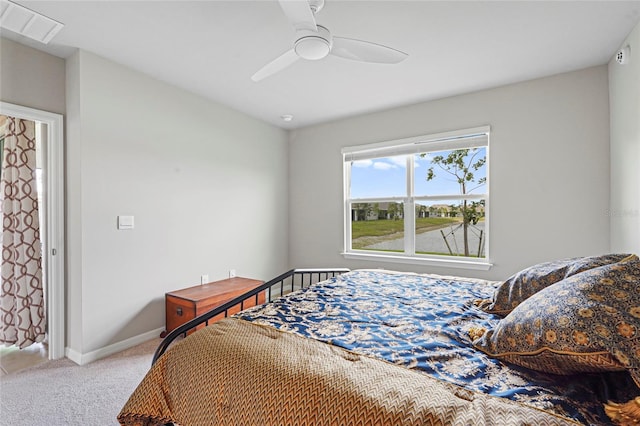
176,307,183,316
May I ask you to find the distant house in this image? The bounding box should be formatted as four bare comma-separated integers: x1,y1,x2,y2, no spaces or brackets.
353,202,485,221
424,203,486,219
352,202,404,221
427,204,452,218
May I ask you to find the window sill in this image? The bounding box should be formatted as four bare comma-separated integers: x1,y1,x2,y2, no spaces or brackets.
342,251,493,271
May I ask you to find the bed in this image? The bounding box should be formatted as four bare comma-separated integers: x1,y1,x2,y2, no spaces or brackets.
118,257,640,426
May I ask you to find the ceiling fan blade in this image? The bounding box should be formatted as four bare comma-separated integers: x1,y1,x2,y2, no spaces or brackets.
251,49,300,82
278,0,317,32
331,37,408,64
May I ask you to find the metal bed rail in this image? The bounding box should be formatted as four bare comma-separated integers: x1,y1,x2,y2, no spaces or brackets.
152,268,350,364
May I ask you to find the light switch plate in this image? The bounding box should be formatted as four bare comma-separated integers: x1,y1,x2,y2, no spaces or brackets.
117,215,134,230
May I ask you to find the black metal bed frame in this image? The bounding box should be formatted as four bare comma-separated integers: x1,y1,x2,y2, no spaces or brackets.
152,268,350,364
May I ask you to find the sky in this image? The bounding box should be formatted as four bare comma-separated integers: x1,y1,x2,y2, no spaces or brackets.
350,148,487,204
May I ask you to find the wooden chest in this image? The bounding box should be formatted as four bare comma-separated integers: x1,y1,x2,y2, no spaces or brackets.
163,276,264,336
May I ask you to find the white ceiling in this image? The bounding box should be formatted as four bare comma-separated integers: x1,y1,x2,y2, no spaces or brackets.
4,1,640,129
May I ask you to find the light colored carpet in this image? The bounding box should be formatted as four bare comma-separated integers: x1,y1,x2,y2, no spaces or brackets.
0,337,162,426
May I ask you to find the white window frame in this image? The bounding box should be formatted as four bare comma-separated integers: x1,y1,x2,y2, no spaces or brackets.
342,126,491,270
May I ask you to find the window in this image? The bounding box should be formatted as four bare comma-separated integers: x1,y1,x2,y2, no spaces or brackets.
342,126,490,269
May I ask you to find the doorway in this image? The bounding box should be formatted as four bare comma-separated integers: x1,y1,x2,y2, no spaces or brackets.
0,102,64,360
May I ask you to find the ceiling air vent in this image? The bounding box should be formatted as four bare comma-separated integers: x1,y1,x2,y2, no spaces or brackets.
0,0,64,44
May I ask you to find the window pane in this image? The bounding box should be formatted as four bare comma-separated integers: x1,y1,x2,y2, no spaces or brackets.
351,202,404,253
414,147,487,197
415,200,486,258
350,155,407,199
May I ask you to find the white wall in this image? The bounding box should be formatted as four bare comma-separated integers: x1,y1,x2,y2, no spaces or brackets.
66,50,289,355
0,37,65,115
610,21,640,253
289,66,611,281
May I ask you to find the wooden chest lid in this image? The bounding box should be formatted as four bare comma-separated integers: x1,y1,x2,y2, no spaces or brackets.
166,277,263,303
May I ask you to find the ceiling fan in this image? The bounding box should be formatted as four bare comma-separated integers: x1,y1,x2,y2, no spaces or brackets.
251,0,408,82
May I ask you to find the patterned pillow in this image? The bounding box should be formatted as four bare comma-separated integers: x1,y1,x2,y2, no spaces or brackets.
473,257,640,378
479,253,637,316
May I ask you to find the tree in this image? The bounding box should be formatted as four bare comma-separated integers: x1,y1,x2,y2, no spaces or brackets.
415,203,428,218
448,204,459,218
353,203,374,221
387,202,397,220
388,202,403,220
372,203,380,220
423,148,486,256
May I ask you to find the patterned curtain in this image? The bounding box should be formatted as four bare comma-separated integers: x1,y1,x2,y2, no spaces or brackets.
0,115,45,348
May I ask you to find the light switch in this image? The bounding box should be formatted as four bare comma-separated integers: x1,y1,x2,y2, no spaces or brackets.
117,215,134,230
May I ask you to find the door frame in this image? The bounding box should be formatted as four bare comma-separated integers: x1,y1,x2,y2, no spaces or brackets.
0,102,65,360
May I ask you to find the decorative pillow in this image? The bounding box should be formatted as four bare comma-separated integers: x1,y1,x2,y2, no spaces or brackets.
479,253,637,316
473,257,640,377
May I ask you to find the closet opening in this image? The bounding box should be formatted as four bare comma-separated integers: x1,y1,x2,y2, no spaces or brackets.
0,102,64,364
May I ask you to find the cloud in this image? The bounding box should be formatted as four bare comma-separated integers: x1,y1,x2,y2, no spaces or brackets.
353,156,419,170
389,157,407,168
373,161,396,170
352,159,373,168
389,155,421,169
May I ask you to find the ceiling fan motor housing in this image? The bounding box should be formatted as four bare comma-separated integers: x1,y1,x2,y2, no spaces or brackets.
295,25,332,60
308,0,325,14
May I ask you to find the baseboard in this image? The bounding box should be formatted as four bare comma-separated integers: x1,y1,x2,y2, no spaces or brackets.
65,327,164,365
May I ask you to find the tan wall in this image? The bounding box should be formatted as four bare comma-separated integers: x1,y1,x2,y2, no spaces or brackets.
609,21,640,253
65,50,289,355
0,37,66,114
289,66,611,280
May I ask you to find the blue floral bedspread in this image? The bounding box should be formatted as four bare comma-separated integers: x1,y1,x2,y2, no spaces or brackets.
237,270,638,425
